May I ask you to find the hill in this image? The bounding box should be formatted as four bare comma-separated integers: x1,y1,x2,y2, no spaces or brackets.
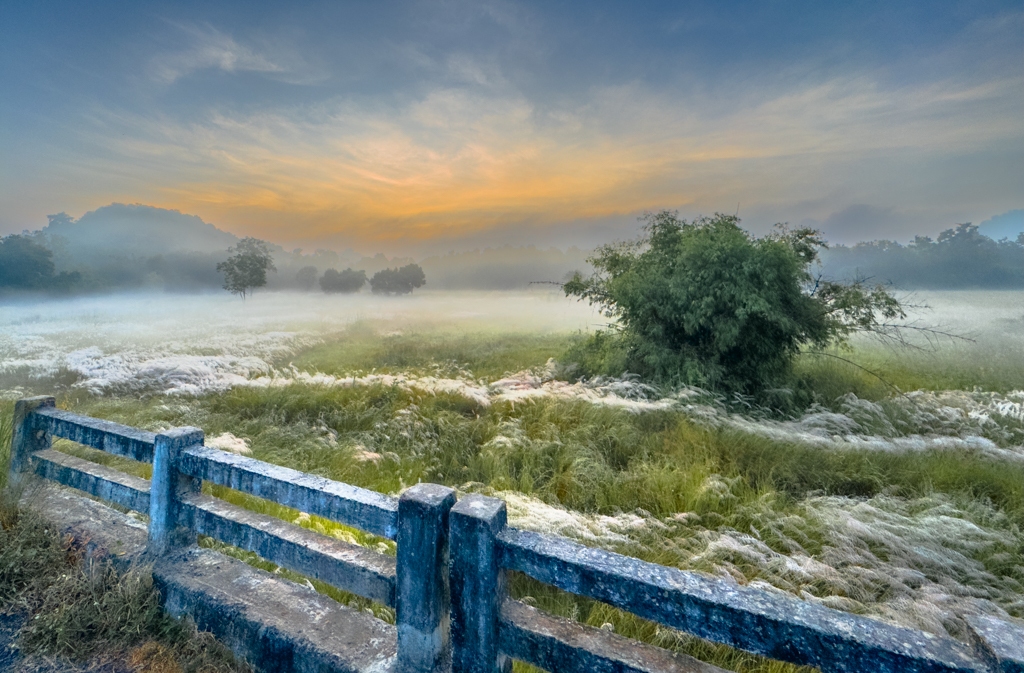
43,204,238,257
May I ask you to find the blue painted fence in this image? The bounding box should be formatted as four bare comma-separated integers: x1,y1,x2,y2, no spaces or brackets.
8,396,1024,673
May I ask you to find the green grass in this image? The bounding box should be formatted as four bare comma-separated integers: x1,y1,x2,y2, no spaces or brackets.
795,338,1024,398
8,321,1024,673
0,494,249,673
288,322,578,379
47,384,1024,672
0,400,11,492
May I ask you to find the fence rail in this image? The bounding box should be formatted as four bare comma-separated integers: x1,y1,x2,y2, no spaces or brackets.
8,395,1024,673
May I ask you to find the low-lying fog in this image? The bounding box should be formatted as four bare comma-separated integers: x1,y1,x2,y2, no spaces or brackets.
4,289,1024,636
1,289,603,397
2,289,1022,400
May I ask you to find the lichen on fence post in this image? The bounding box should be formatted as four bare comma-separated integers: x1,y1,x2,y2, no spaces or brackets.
397,482,457,673
149,427,204,554
9,396,55,488
449,494,512,673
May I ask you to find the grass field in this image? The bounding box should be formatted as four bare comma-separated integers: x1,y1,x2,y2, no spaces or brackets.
2,289,1023,672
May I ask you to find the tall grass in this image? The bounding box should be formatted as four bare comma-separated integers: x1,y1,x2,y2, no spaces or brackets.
0,496,248,672
0,400,12,492
9,320,1024,673
289,323,578,379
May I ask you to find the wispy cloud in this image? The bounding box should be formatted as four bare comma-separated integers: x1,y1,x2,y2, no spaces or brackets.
28,63,1024,250
148,22,324,85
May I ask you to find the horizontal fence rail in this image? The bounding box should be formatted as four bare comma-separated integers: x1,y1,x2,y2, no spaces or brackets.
33,405,157,462
8,395,1024,673
177,445,399,540
177,490,398,607
32,448,152,514
495,525,980,673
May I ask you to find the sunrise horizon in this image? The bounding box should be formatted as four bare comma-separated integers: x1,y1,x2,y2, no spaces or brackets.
2,1,1021,256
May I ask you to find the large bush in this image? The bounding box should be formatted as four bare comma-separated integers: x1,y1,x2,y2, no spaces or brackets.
320,267,367,293
564,212,904,393
370,263,426,295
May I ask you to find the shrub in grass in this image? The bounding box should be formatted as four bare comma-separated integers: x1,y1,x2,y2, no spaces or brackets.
18,560,170,658
0,501,78,605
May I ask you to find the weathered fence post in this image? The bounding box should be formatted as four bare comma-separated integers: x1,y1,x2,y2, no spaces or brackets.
449,494,511,673
397,483,458,673
149,427,204,554
9,396,55,487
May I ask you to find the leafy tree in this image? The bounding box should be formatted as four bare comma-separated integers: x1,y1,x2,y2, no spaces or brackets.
320,267,367,293
564,211,905,393
0,234,80,292
295,265,318,291
216,237,276,299
369,264,426,295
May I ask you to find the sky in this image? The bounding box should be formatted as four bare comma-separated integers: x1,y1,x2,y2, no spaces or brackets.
1,0,1021,256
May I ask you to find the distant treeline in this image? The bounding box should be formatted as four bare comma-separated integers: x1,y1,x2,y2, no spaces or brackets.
819,223,1024,288
0,204,590,295
5,203,1019,296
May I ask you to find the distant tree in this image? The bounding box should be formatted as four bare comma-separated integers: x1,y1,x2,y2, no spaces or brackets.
0,234,80,291
369,264,426,295
320,268,367,293
296,265,318,291
217,237,276,299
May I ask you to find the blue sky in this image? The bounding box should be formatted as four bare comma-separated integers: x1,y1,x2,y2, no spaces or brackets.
1,0,1021,254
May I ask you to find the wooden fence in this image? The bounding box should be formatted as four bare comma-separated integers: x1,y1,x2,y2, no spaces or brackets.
9,396,1024,673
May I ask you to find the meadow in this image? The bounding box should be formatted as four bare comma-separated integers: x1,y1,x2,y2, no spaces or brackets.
2,288,1023,673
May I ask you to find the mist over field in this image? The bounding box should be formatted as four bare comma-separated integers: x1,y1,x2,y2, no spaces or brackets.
3,287,1024,650
0,287,1019,396
0,289,600,397
4,287,1024,471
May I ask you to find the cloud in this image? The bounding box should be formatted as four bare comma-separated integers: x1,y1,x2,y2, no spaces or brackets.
17,57,1024,252
149,22,323,85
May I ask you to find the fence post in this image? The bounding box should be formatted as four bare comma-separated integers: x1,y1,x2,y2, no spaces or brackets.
9,396,55,488
449,494,511,673
149,427,204,555
397,483,457,673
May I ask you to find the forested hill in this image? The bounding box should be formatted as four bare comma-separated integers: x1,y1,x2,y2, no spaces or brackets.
819,223,1024,289
24,204,243,292
44,204,238,256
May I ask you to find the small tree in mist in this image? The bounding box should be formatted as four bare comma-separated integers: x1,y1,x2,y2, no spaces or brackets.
320,268,367,293
369,264,426,295
564,211,906,395
217,237,276,299
295,265,318,291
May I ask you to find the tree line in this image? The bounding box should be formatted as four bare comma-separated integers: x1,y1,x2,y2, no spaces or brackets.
217,237,426,298
819,223,1024,288
0,233,427,298
4,216,1020,297
1,206,588,294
